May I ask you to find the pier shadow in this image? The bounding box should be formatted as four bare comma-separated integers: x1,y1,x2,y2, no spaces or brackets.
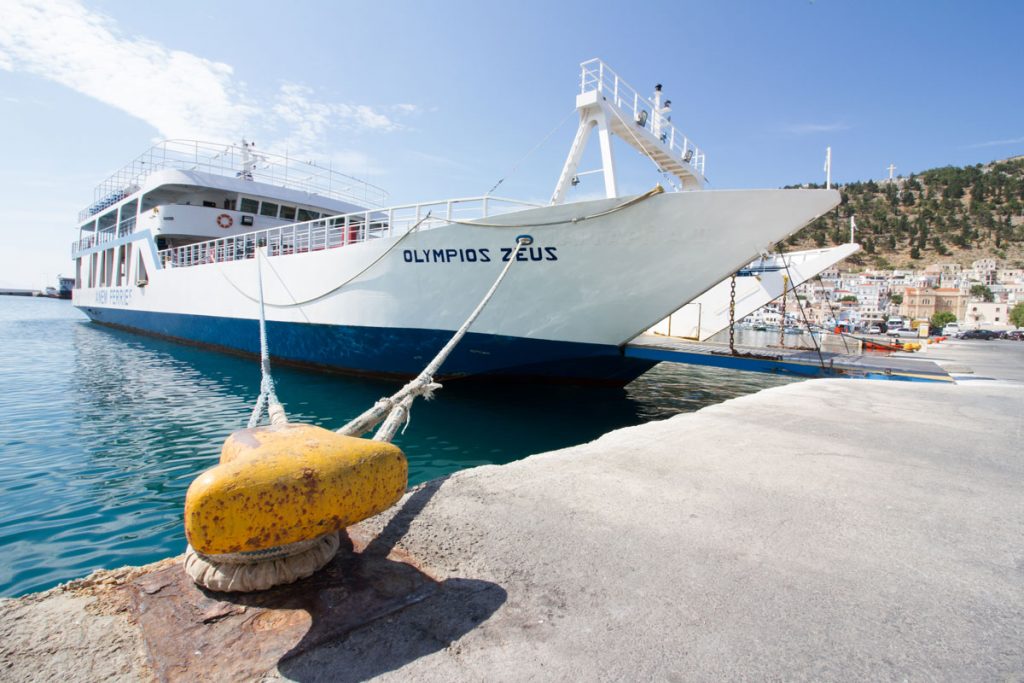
130,477,506,682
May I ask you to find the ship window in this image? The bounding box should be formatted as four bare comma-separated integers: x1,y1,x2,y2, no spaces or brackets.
224,199,236,211
119,199,138,221
279,205,296,220
98,209,117,230
203,200,217,208
137,253,148,284
297,208,319,222
240,198,259,214
260,201,279,217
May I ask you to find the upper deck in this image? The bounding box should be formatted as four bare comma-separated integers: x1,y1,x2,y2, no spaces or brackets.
79,140,388,221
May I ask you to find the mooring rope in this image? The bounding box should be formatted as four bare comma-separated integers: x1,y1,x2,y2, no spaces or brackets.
484,107,578,197
218,212,433,309
447,185,663,229
239,186,663,431
248,247,287,428
339,236,531,442
217,185,661,312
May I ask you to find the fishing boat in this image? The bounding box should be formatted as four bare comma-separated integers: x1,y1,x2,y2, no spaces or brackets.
70,59,839,385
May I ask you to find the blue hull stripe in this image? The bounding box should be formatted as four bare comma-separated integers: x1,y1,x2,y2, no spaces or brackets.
78,306,656,385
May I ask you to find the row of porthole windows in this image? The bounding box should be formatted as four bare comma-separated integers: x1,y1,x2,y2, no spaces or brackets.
239,197,323,222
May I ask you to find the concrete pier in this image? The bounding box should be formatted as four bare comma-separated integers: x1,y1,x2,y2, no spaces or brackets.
1,343,1022,681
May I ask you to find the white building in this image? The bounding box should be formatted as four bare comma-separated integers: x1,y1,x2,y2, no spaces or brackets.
971,258,998,285
964,301,1013,329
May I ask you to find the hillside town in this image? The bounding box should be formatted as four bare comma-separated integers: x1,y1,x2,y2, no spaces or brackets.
750,256,1024,333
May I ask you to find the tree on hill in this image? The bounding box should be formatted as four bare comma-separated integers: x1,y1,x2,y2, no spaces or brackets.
969,284,994,302
780,158,1024,263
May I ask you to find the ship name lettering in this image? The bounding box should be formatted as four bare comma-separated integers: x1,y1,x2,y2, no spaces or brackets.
402,247,499,264
401,246,557,264
96,287,133,306
500,246,558,262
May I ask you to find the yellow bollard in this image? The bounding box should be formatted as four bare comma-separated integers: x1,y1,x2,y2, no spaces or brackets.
185,423,407,556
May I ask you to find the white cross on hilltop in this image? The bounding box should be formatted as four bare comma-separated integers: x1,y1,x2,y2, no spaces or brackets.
887,163,896,182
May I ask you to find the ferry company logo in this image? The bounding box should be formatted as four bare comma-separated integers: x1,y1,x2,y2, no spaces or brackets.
402,247,558,264
95,288,134,306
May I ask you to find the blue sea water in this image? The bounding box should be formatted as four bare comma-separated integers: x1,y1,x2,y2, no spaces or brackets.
0,297,793,596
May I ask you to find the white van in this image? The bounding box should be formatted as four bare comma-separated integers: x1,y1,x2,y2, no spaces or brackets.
942,323,961,336
886,317,905,331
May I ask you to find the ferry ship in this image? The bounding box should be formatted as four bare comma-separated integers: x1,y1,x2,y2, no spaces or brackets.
71,59,839,385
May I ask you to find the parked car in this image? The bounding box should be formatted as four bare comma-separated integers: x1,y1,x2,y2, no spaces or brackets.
960,329,997,340
889,327,920,338
1007,330,1024,341
942,323,961,337
866,325,882,334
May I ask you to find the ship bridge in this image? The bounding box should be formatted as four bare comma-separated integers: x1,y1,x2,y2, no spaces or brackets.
552,59,707,204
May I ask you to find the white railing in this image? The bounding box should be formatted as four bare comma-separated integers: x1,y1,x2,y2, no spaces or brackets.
71,216,137,255
155,196,539,270
580,58,706,178
79,140,389,221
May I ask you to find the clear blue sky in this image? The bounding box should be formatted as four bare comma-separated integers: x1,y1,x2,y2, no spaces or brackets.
1,0,1022,287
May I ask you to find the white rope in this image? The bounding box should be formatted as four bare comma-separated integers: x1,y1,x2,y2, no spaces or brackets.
447,185,664,228
218,212,433,310
184,533,340,593
218,187,662,310
247,247,288,428
339,236,532,442
236,187,665,431
484,107,578,196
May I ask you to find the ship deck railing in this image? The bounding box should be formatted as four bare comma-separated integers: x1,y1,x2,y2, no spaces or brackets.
156,196,540,270
71,217,138,254
580,58,706,178
79,140,389,222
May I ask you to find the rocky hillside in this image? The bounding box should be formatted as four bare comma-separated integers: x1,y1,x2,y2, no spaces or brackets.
783,157,1024,269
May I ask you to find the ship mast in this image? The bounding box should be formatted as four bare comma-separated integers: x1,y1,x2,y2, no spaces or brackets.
551,59,706,205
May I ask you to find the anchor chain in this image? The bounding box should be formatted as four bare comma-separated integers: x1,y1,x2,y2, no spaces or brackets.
729,274,737,355
779,274,788,348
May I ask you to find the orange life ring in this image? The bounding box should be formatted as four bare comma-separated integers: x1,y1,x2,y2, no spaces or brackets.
216,213,233,229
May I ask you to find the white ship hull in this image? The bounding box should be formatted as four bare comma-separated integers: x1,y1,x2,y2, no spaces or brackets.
73,189,838,384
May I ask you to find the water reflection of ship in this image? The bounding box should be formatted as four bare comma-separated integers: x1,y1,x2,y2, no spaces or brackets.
70,320,651,484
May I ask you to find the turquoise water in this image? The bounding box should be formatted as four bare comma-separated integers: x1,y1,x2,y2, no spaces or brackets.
0,297,793,596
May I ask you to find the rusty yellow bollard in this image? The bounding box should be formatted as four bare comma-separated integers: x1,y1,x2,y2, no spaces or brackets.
183,423,407,591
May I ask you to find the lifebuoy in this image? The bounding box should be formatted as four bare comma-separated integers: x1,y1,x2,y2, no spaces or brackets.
216,213,233,229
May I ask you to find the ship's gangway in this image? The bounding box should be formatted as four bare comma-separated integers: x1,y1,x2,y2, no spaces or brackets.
625,334,952,383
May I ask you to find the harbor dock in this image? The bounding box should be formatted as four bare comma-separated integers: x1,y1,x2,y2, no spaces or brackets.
1,341,1021,681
